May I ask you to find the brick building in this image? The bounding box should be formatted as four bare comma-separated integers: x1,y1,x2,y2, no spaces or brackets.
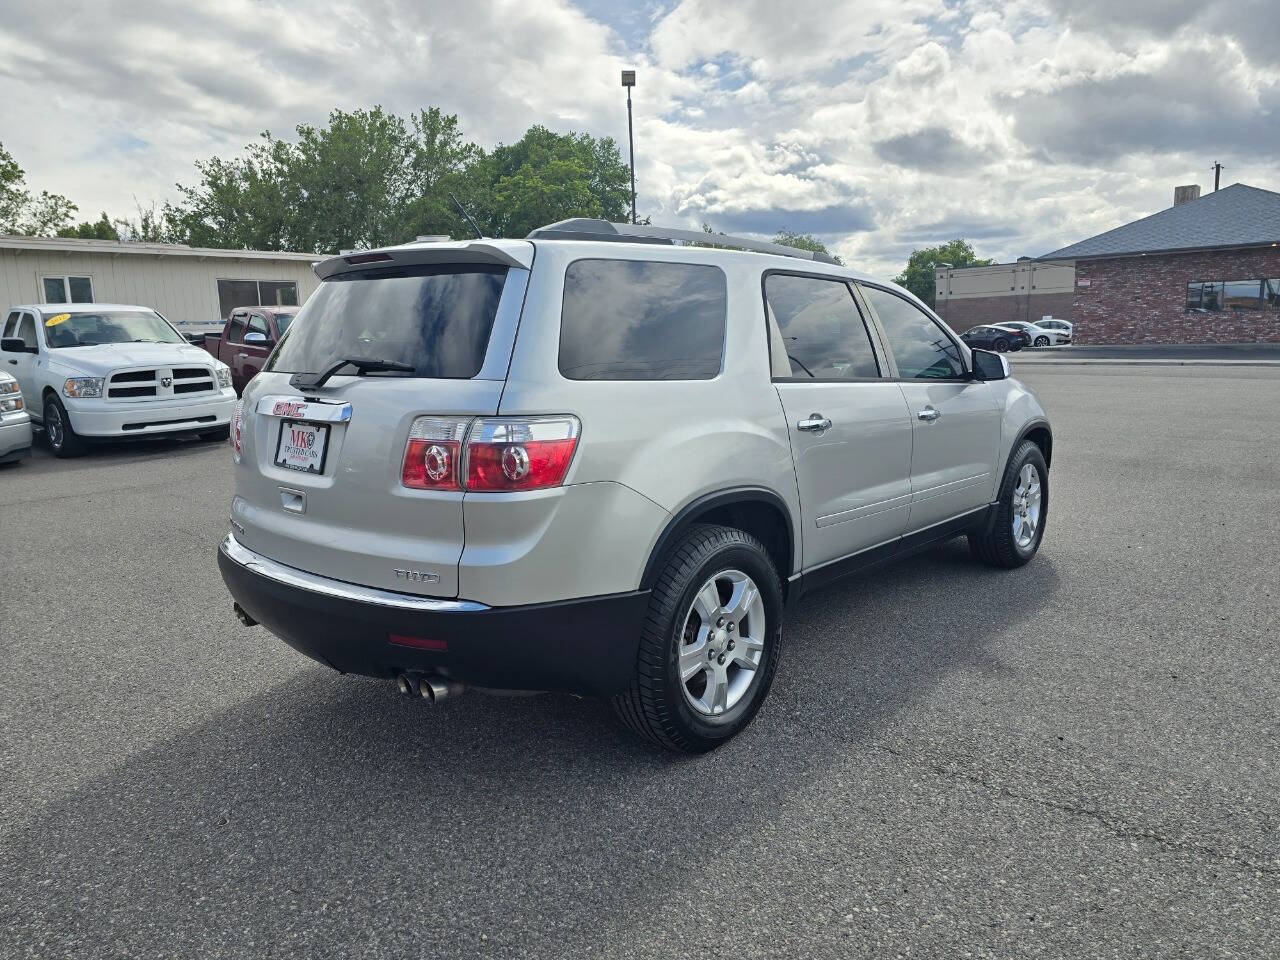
935,183,1280,344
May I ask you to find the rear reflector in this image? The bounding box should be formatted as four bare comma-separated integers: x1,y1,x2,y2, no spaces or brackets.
389,634,448,651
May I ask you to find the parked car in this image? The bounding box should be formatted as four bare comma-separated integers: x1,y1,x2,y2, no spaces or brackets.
1035,318,1073,342
201,306,300,394
997,320,1069,347
961,325,1026,352
217,220,1052,752
1,303,237,458
0,369,32,464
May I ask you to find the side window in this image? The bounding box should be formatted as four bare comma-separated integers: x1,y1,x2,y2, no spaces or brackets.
559,259,726,380
246,314,269,339
764,274,880,379
3,312,18,337
16,313,38,349
861,286,965,379
227,313,246,342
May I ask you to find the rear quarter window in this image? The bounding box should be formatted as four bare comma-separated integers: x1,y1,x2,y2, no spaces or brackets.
558,259,727,380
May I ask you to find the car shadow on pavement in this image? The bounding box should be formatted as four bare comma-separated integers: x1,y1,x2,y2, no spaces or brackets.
26,426,223,467
0,540,1061,957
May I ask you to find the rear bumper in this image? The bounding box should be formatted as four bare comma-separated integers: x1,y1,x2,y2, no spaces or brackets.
67,391,236,437
217,533,649,697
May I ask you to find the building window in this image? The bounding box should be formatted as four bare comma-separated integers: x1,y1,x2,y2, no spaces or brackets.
42,275,94,304
1187,278,1280,312
216,279,299,321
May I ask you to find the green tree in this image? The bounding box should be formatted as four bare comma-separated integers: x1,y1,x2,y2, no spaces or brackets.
894,239,992,307
0,140,77,236
57,211,119,240
772,230,842,264
464,125,632,239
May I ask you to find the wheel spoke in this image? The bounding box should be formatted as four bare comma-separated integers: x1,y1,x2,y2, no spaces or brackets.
708,671,729,714
692,581,721,624
679,636,710,682
730,640,761,670
724,578,758,621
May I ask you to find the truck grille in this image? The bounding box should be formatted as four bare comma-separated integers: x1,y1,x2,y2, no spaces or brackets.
106,366,217,400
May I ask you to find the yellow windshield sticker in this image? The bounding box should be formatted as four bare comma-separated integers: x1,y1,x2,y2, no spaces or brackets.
45,313,71,327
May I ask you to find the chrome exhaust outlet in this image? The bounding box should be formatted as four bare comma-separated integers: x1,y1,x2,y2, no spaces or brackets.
395,673,465,703
395,673,419,697
233,602,258,627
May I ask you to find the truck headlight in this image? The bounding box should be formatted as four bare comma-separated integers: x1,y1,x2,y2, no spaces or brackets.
0,380,18,395
0,396,22,412
214,364,232,389
63,377,105,398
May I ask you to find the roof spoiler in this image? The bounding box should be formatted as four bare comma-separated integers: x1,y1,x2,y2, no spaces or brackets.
313,241,533,280
527,218,841,265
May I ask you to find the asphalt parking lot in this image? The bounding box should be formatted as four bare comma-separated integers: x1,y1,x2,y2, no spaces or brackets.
1,366,1277,959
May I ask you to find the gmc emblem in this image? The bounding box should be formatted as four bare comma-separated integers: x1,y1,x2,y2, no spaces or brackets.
273,400,306,418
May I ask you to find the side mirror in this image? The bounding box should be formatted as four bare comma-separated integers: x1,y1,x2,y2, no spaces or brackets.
243,331,268,344
971,348,1009,381
1,337,36,354
184,333,206,345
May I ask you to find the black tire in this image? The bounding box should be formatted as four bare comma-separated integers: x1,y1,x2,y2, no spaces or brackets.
1033,335,1050,347
612,524,785,753
969,440,1048,568
200,425,231,442
43,394,87,458
994,338,1009,352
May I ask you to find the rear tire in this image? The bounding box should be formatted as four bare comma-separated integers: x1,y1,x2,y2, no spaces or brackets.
43,394,87,458
969,440,1048,568
612,524,785,753
200,425,231,442
994,338,1009,352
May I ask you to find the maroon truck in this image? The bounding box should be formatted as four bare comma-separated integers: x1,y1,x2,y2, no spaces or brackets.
201,306,300,394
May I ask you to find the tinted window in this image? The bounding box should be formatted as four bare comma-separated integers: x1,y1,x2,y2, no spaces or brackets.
246,314,269,338
265,264,507,380
861,286,965,379
16,314,38,348
764,274,879,379
559,259,726,380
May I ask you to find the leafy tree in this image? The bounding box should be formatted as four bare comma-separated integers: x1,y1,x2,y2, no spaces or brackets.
57,212,119,240
0,141,77,236
114,201,173,243
894,239,992,307
464,125,631,239
772,230,842,265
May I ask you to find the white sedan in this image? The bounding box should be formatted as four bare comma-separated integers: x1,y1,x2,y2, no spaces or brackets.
1001,321,1070,347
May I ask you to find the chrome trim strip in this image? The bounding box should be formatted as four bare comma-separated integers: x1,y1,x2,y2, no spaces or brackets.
256,395,353,422
219,533,488,612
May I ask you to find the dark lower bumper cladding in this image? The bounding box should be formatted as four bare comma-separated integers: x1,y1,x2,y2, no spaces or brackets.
217,546,649,698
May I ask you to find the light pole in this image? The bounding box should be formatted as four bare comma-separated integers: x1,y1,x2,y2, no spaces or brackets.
622,70,637,224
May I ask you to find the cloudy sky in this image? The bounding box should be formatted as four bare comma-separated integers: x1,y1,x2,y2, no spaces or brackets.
2,0,1277,273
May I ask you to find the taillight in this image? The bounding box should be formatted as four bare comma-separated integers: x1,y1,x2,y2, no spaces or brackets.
401,415,580,492
402,417,469,490
465,416,580,491
230,399,244,463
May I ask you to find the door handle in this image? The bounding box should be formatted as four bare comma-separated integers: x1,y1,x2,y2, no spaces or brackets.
6,359,15,365
797,413,832,432
918,406,940,422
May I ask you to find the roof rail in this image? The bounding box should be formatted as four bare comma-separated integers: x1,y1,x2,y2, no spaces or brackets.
526,218,841,265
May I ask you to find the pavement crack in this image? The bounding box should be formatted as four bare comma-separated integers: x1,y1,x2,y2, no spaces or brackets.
874,742,1279,877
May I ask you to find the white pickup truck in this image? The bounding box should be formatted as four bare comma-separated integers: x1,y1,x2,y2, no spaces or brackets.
1,303,236,457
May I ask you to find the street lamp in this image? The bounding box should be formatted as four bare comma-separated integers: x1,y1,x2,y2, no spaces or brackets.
622,69,637,224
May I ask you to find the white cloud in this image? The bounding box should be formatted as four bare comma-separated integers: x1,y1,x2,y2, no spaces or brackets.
1,0,1278,274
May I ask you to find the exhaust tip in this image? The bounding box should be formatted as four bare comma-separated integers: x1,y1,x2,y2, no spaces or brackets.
395,673,464,703
233,602,258,627
396,673,419,697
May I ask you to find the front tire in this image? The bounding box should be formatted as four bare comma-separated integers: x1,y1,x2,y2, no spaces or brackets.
1034,335,1050,347
43,394,87,458
612,524,785,752
969,440,1048,568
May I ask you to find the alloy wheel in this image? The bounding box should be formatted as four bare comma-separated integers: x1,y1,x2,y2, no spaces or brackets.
46,404,63,450
677,569,767,716
1012,462,1042,549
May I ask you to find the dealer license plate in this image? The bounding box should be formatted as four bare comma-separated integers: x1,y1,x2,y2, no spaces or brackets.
274,420,329,474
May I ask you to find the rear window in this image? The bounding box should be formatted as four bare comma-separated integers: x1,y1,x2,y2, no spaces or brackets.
558,259,726,380
265,264,507,380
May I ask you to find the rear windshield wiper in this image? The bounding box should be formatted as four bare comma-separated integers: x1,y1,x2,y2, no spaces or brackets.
289,356,415,390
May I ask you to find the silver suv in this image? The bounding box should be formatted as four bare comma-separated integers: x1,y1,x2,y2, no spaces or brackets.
218,219,1051,752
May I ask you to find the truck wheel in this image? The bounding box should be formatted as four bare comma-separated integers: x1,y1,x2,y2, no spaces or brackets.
43,394,87,458
969,440,1048,568
200,425,231,442
612,524,784,753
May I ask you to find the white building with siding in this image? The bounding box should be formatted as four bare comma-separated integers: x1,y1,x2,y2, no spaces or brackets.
0,235,322,328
